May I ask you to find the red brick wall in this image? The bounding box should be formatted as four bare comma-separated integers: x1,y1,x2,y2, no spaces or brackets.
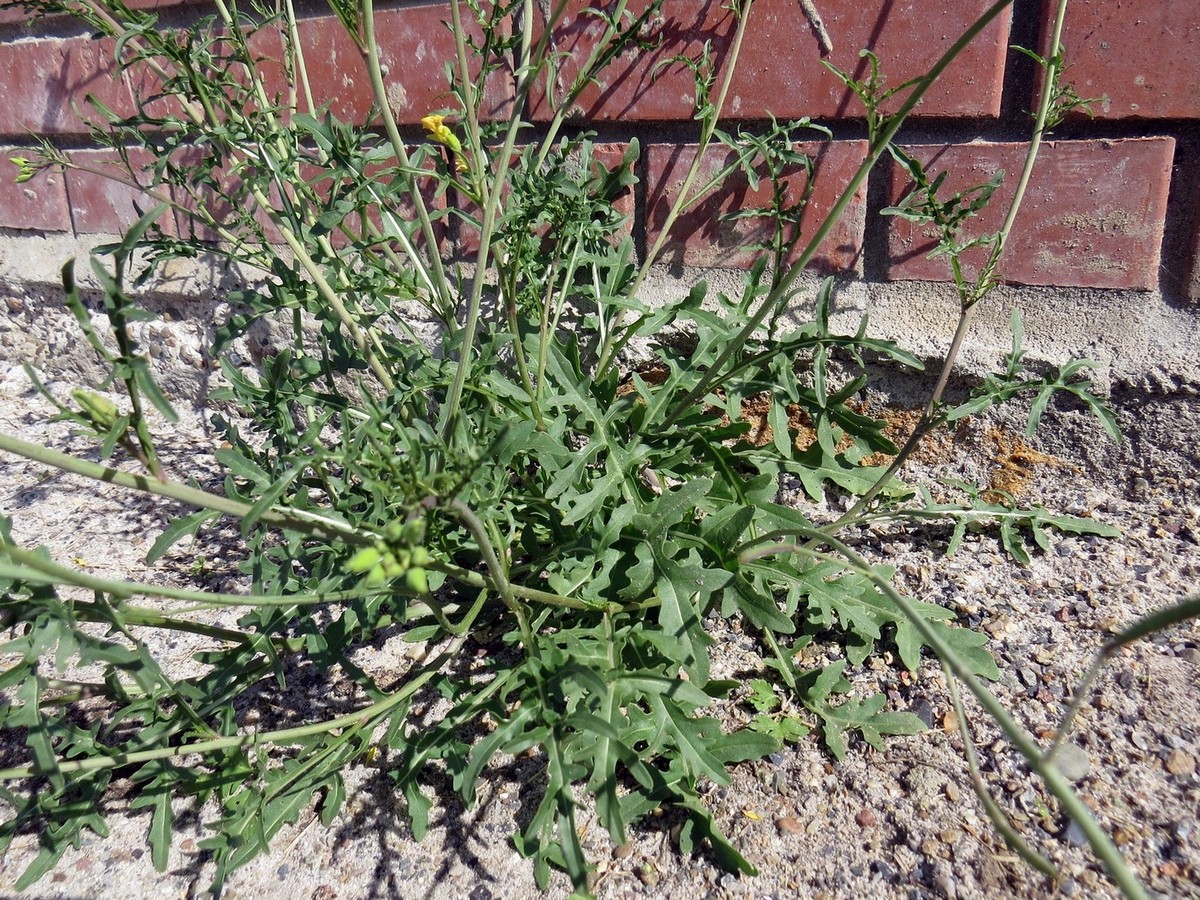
0,0,1196,296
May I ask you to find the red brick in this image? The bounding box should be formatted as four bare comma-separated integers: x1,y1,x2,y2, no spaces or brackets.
282,7,512,128
0,36,134,136
125,0,210,9
456,142,635,258
0,1,33,26
0,149,70,230
645,140,867,272
885,138,1175,291
529,1,1009,122
64,147,177,236
1043,0,1200,119
0,0,207,23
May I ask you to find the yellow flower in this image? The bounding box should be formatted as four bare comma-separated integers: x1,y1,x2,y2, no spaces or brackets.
420,113,463,155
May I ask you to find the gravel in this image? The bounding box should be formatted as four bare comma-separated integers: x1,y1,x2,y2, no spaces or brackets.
1,342,1199,899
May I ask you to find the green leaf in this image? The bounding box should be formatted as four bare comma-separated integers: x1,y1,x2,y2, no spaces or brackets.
15,843,70,892
147,790,173,872
709,727,781,763
615,674,714,710
145,509,220,564
319,773,345,827
403,781,432,840
241,466,304,535
458,705,537,807
632,477,712,543
745,678,780,712
731,576,795,634
129,357,179,423
798,662,928,760
678,796,758,876
699,505,755,555
750,714,810,743
215,447,272,486
659,703,729,784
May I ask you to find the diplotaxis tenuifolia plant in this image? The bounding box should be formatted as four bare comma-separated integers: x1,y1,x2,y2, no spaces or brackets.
0,1,1169,897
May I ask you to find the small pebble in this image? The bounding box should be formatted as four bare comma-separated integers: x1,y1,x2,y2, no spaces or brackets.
871,860,896,882
1063,819,1088,848
775,816,803,834
856,807,878,828
910,698,935,729
1054,743,1092,782
1165,749,1196,777
638,864,659,887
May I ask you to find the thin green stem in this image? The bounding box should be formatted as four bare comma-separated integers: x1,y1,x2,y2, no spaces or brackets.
428,561,610,612
807,0,1057,535
0,640,463,781
973,0,1068,307
661,0,1015,426
537,239,584,400
945,671,1060,879
0,545,368,610
360,0,454,319
534,0,626,170
740,532,1147,900
282,0,315,114
0,431,370,547
441,0,537,441
1045,593,1200,762
595,0,755,377
445,499,536,652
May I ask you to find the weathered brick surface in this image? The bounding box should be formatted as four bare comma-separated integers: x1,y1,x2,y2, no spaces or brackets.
64,147,176,236
530,0,1010,121
645,141,868,272
0,36,133,136
282,7,512,128
0,6,510,137
885,138,1175,291
1046,0,1200,119
0,0,206,24
0,2,33,26
0,151,70,231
